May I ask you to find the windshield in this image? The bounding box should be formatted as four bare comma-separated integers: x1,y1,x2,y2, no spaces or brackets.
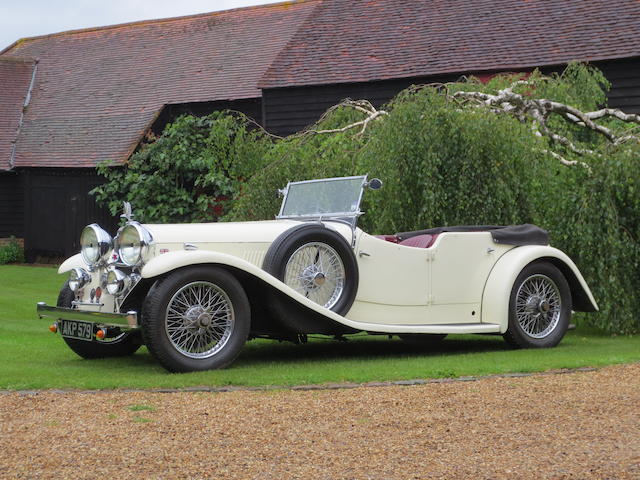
277,176,367,219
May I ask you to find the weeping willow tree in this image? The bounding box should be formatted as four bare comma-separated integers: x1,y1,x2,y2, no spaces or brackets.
228,63,640,334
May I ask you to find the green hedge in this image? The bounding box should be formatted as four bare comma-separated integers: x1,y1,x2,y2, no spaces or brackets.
0,238,24,265
95,63,639,333
228,65,639,334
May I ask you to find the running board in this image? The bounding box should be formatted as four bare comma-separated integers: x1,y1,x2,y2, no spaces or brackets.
349,322,502,335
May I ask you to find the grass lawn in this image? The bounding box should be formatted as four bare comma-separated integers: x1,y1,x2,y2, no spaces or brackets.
1,264,638,391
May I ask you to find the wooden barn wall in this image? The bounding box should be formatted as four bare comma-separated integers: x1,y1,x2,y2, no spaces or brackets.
23,168,118,261
262,75,458,137
263,57,640,136
595,58,640,113
0,172,24,238
152,98,262,134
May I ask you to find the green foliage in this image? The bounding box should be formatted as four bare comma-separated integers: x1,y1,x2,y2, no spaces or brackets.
228,63,639,334
92,111,271,223
226,106,366,221
0,237,24,264
92,63,638,334
356,87,539,233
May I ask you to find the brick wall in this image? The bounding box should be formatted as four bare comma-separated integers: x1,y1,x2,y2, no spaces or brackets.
0,237,24,248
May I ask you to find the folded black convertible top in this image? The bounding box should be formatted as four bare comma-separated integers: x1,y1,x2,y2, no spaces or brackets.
395,223,549,246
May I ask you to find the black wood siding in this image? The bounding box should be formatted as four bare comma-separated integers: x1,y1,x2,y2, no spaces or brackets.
22,168,118,261
152,98,263,134
0,172,24,238
595,57,640,113
263,58,640,136
263,75,458,137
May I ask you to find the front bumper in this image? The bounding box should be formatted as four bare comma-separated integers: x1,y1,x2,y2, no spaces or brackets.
36,302,139,329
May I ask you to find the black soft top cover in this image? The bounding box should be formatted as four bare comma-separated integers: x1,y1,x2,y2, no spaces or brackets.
395,224,549,247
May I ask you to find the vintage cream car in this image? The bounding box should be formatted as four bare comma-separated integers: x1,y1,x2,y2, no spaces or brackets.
37,175,597,372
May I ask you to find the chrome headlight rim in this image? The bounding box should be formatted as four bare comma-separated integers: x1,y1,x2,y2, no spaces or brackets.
68,267,90,292
115,221,153,267
80,224,113,267
106,268,130,296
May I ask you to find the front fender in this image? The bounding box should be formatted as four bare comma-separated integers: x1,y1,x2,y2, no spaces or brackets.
140,250,356,324
481,246,598,333
58,253,85,274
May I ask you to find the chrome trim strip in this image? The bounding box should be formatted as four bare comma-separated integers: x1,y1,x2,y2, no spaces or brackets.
36,302,139,328
72,301,105,307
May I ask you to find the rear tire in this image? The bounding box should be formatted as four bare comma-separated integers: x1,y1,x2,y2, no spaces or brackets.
503,262,571,348
57,283,141,359
141,266,250,372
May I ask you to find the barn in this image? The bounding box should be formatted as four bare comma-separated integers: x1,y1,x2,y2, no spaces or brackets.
1,0,639,260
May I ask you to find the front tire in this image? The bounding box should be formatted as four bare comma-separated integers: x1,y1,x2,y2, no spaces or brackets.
141,266,250,372
503,262,571,348
57,283,141,359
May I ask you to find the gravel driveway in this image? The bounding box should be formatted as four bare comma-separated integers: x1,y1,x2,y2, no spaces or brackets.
1,363,638,479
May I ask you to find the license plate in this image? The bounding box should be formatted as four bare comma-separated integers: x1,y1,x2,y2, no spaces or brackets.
59,320,94,341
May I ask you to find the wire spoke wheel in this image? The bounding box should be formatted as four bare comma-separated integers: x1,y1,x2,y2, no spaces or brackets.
164,281,235,359
284,242,345,309
515,274,561,338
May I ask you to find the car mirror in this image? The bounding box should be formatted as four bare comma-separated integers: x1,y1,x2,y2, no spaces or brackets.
367,178,383,190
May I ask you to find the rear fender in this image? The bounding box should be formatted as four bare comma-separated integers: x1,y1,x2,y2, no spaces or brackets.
481,246,598,333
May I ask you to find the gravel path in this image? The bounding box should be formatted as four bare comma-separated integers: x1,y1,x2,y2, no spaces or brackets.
1,363,638,479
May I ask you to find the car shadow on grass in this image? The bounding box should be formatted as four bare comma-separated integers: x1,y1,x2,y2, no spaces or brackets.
233,334,511,366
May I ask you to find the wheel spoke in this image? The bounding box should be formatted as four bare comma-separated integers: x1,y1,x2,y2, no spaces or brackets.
284,242,346,309
164,281,235,359
514,274,562,339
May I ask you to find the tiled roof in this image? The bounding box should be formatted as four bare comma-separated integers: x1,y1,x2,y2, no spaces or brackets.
2,0,639,170
0,0,320,169
0,56,35,170
261,0,640,88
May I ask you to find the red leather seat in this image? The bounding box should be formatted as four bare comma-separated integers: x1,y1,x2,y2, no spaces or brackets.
374,234,398,243
398,234,437,248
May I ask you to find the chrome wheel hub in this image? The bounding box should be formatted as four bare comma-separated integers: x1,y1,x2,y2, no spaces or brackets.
284,242,345,309
165,281,235,359
515,274,561,339
300,265,327,290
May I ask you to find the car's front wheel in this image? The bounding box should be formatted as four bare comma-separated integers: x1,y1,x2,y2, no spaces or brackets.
57,282,142,359
503,261,571,348
141,266,250,372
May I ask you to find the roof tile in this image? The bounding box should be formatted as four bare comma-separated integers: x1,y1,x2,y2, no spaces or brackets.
0,56,35,170
1,0,320,169
261,0,640,88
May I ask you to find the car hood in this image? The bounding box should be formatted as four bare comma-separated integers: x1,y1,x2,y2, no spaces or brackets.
141,219,305,245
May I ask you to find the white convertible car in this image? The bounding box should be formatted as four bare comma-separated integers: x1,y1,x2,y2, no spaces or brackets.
37,175,597,372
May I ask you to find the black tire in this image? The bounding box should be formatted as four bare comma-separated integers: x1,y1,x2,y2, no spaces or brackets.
57,282,142,359
503,261,572,348
141,266,250,372
262,224,358,328
398,334,447,345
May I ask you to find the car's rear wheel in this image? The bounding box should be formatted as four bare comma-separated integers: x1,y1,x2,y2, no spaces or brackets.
263,224,358,330
142,266,250,372
503,262,571,348
57,282,142,359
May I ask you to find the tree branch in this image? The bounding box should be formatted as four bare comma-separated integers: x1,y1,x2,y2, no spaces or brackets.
303,99,388,136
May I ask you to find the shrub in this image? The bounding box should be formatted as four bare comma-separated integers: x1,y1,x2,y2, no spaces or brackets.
0,237,25,265
94,63,639,333
229,64,639,333
92,111,271,223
